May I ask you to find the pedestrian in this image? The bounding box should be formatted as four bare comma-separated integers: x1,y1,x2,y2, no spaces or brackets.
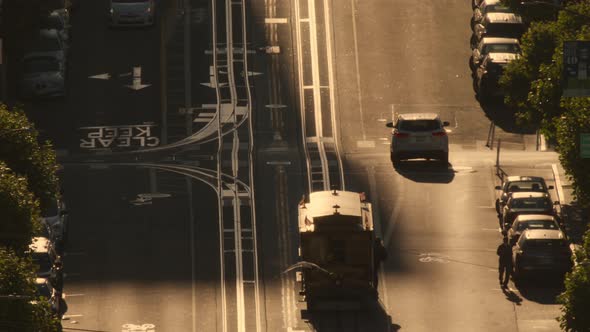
50,257,64,292
496,237,513,288
373,237,388,290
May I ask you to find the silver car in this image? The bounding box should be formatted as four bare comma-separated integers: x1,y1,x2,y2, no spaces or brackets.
19,55,65,99
109,0,155,27
470,37,520,70
387,113,450,164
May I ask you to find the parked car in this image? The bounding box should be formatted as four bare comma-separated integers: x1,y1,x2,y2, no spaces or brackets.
501,192,558,228
512,229,572,279
472,13,525,48
27,237,58,278
41,197,69,249
109,0,155,27
41,9,70,43
470,37,520,70
474,53,518,102
26,29,67,66
495,176,554,214
19,55,65,99
507,214,561,245
386,113,450,164
34,277,55,299
472,0,515,29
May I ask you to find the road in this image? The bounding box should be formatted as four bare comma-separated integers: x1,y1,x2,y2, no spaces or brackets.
17,0,567,331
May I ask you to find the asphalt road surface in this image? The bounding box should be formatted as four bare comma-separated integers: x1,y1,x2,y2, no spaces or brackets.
18,0,566,331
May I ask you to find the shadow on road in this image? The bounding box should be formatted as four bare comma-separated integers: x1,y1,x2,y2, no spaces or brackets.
301,300,401,332
479,103,536,135
513,274,565,304
502,287,523,305
393,160,455,183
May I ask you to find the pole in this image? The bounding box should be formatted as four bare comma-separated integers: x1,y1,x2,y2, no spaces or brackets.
0,38,6,102
496,138,501,168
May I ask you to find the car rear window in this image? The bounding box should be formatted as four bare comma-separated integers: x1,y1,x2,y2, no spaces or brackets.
511,197,551,209
518,220,558,231
506,181,545,192
485,23,524,38
483,5,512,14
484,43,520,54
399,120,441,132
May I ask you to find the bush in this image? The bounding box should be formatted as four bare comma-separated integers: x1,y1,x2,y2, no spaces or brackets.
0,247,60,331
558,227,590,332
0,162,41,251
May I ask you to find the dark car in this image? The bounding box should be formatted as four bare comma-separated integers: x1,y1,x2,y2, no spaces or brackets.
474,53,518,102
501,192,558,229
512,229,572,279
472,12,525,48
507,214,561,245
495,176,554,214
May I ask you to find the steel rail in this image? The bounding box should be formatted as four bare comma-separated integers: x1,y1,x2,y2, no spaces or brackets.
294,0,343,192
239,0,263,330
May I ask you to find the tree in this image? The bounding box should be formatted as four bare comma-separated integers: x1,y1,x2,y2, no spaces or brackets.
0,162,41,251
0,103,59,210
0,247,60,331
558,227,590,332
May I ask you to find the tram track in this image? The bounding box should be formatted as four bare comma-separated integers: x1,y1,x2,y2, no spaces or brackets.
293,0,345,193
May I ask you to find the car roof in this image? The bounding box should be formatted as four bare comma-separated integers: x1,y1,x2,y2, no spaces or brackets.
35,277,49,285
29,237,50,253
522,229,565,240
510,192,549,199
482,0,502,5
485,12,523,24
515,214,555,222
505,175,545,183
482,37,519,44
398,113,439,121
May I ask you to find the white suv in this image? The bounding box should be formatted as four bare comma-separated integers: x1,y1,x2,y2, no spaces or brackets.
387,113,450,164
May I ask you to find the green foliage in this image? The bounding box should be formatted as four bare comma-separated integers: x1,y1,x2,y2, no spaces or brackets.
0,103,59,210
558,228,590,332
555,99,590,205
0,247,60,331
0,162,41,251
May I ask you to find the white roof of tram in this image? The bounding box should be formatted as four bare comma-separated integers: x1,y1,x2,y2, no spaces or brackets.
298,190,373,232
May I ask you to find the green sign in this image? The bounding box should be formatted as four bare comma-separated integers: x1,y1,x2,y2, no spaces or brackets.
581,133,590,158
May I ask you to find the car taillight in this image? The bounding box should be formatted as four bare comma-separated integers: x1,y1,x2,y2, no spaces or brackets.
394,132,409,138
432,131,446,136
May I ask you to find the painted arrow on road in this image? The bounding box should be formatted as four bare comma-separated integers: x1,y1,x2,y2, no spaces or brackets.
89,73,111,80
126,66,151,90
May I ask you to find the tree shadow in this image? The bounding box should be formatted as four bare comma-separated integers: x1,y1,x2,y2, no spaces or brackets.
393,160,455,183
479,103,536,135
513,274,565,304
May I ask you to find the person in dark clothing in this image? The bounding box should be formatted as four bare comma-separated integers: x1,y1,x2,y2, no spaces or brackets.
373,237,388,290
496,237,513,288
50,257,64,292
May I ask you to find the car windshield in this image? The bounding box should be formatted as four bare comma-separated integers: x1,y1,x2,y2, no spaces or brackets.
41,15,64,30
24,58,60,74
506,181,545,192
32,35,61,52
511,197,551,209
32,253,52,273
484,43,520,54
517,220,558,231
41,199,59,218
483,5,512,14
399,120,440,132
36,283,52,298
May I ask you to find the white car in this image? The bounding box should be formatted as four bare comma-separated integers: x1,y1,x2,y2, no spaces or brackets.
472,0,515,30
27,237,58,278
109,0,155,27
470,37,520,70
472,13,525,47
387,113,450,164
19,55,65,99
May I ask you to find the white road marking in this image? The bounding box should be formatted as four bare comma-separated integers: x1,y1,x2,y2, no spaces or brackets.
63,314,83,318
64,293,85,297
349,0,366,139
357,140,375,148
540,134,547,151
264,18,288,24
